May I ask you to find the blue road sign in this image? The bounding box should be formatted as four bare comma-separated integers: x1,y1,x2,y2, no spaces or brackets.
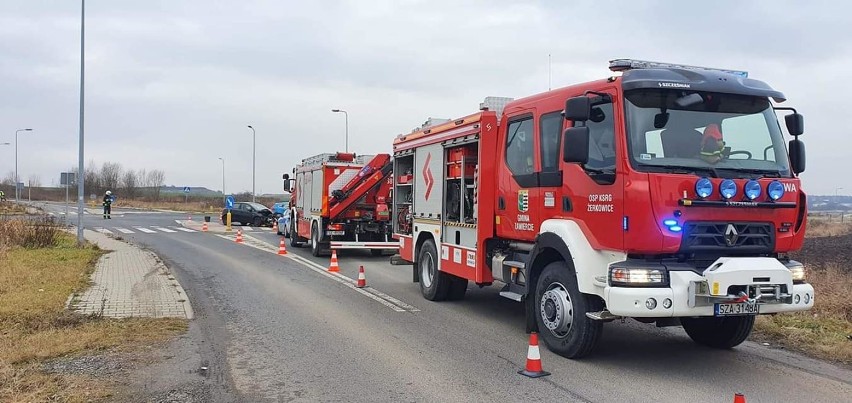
225,195,235,209
183,186,191,193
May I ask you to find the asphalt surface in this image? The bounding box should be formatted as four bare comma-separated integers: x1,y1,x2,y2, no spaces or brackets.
35,202,852,402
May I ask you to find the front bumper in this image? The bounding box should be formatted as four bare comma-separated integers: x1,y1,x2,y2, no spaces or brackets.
603,257,815,318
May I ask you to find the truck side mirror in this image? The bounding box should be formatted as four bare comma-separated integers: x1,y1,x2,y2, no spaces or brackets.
283,173,290,181
564,96,591,121
785,113,804,136
563,126,590,165
789,138,806,174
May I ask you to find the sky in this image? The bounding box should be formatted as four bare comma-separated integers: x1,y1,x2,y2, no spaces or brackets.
0,0,849,196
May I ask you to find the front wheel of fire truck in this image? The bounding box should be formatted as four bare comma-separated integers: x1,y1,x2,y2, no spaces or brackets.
289,216,304,248
417,239,453,301
680,315,755,349
534,261,603,359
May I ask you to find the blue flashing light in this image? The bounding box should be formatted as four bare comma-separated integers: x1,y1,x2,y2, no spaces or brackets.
768,180,785,201
744,180,762,200
719,179,737,199
663,219,678,227
623,216,629,231
669,225,683,232
695,177,713,198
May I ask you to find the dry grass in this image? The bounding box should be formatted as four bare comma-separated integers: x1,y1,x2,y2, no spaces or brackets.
804,216,852,237
754,264,852,364
0,203,28,215
0,216,62,252
0,233,188,402
750,219,852,365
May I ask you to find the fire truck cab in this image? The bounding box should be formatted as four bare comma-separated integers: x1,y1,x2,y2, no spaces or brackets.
391,59,813,358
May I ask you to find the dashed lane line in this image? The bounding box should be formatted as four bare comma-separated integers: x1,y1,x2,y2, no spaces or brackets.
214,233,418,313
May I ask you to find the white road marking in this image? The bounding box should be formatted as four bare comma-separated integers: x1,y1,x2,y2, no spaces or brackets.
134,227,156,233
214,233,418,312
153,227,177,233
173,227,196,233
95,228,113,235
115,227,135,234
241,227,254,231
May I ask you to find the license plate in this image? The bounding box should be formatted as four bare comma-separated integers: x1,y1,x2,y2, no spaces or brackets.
714,302,760,316
326,231,345,236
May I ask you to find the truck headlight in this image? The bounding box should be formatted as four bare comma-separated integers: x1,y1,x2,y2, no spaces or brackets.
609,266,669,287
788,264,806,283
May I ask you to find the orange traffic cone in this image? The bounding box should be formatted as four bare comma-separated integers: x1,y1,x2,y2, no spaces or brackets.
202,222,208,232
278,238,288,255
188,214,192,221
235,229,243,243
518,332,550,378
328,249,340,272
734,393,746,403
356,265,366,288
272,220,278,232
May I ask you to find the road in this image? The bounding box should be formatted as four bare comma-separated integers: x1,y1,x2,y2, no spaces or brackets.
36,202,852,402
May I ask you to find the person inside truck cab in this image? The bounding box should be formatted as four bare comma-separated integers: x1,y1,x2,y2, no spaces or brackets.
699,123,725,164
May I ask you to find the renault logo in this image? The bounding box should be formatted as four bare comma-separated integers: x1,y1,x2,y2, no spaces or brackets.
724,224,739,246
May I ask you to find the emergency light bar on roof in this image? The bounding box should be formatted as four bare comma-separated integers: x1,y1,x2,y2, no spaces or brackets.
608,58,748,78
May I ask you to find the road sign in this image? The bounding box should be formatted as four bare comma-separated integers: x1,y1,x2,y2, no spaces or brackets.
60,172,77,186
183,186,191,193
225,195,235,209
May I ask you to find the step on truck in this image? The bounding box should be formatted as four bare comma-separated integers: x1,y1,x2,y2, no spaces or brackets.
286,152,398,257
391,59,814,358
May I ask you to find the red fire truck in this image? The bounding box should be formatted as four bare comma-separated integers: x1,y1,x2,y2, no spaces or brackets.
286,152,397,257
391,59,813,358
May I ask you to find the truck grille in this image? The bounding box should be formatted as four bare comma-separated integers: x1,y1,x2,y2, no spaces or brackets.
680,222,774,254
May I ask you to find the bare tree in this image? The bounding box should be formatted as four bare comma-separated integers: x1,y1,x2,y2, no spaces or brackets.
149,169,165,200
136,168,148,195
122,169,139,198
1,171,14,186
27,174,41,188
84,159,100,195
100,162,123,192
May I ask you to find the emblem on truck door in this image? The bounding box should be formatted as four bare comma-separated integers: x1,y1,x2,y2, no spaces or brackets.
518,190,529,212
725,224,739,246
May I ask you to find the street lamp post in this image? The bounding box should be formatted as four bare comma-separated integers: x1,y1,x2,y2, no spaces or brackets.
331,109,348,153
218,157,226,204
15,128,33,202
76,0,86,246
247,125,255,202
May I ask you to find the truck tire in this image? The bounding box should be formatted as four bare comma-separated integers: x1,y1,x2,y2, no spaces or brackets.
681,315,755,349
534,261,603,359
289,218,304,247
310,222,324,257
446,277,468,301
417,239,451,301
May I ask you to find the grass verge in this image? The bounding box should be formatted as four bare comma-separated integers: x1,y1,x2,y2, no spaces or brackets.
0,203,28,215
752,263,852,365
0,233,187,402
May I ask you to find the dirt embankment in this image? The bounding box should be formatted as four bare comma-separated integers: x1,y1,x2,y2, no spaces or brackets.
789,233,852,271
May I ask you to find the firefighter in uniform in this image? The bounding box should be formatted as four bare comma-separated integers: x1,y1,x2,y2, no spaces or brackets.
699,124,725,164
103,190,114,219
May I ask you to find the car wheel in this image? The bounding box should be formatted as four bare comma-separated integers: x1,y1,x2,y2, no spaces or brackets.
253,216,263,227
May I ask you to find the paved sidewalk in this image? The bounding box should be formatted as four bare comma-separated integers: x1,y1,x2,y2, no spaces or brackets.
67,229,194,319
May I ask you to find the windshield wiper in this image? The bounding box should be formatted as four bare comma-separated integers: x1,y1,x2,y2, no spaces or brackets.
640,163,719,178
712,167,782,178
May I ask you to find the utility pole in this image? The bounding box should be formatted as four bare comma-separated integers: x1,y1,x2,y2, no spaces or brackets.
247,125,255,202
76,0,86,246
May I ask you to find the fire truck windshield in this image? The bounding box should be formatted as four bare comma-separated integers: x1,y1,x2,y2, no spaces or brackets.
624,89,792,178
